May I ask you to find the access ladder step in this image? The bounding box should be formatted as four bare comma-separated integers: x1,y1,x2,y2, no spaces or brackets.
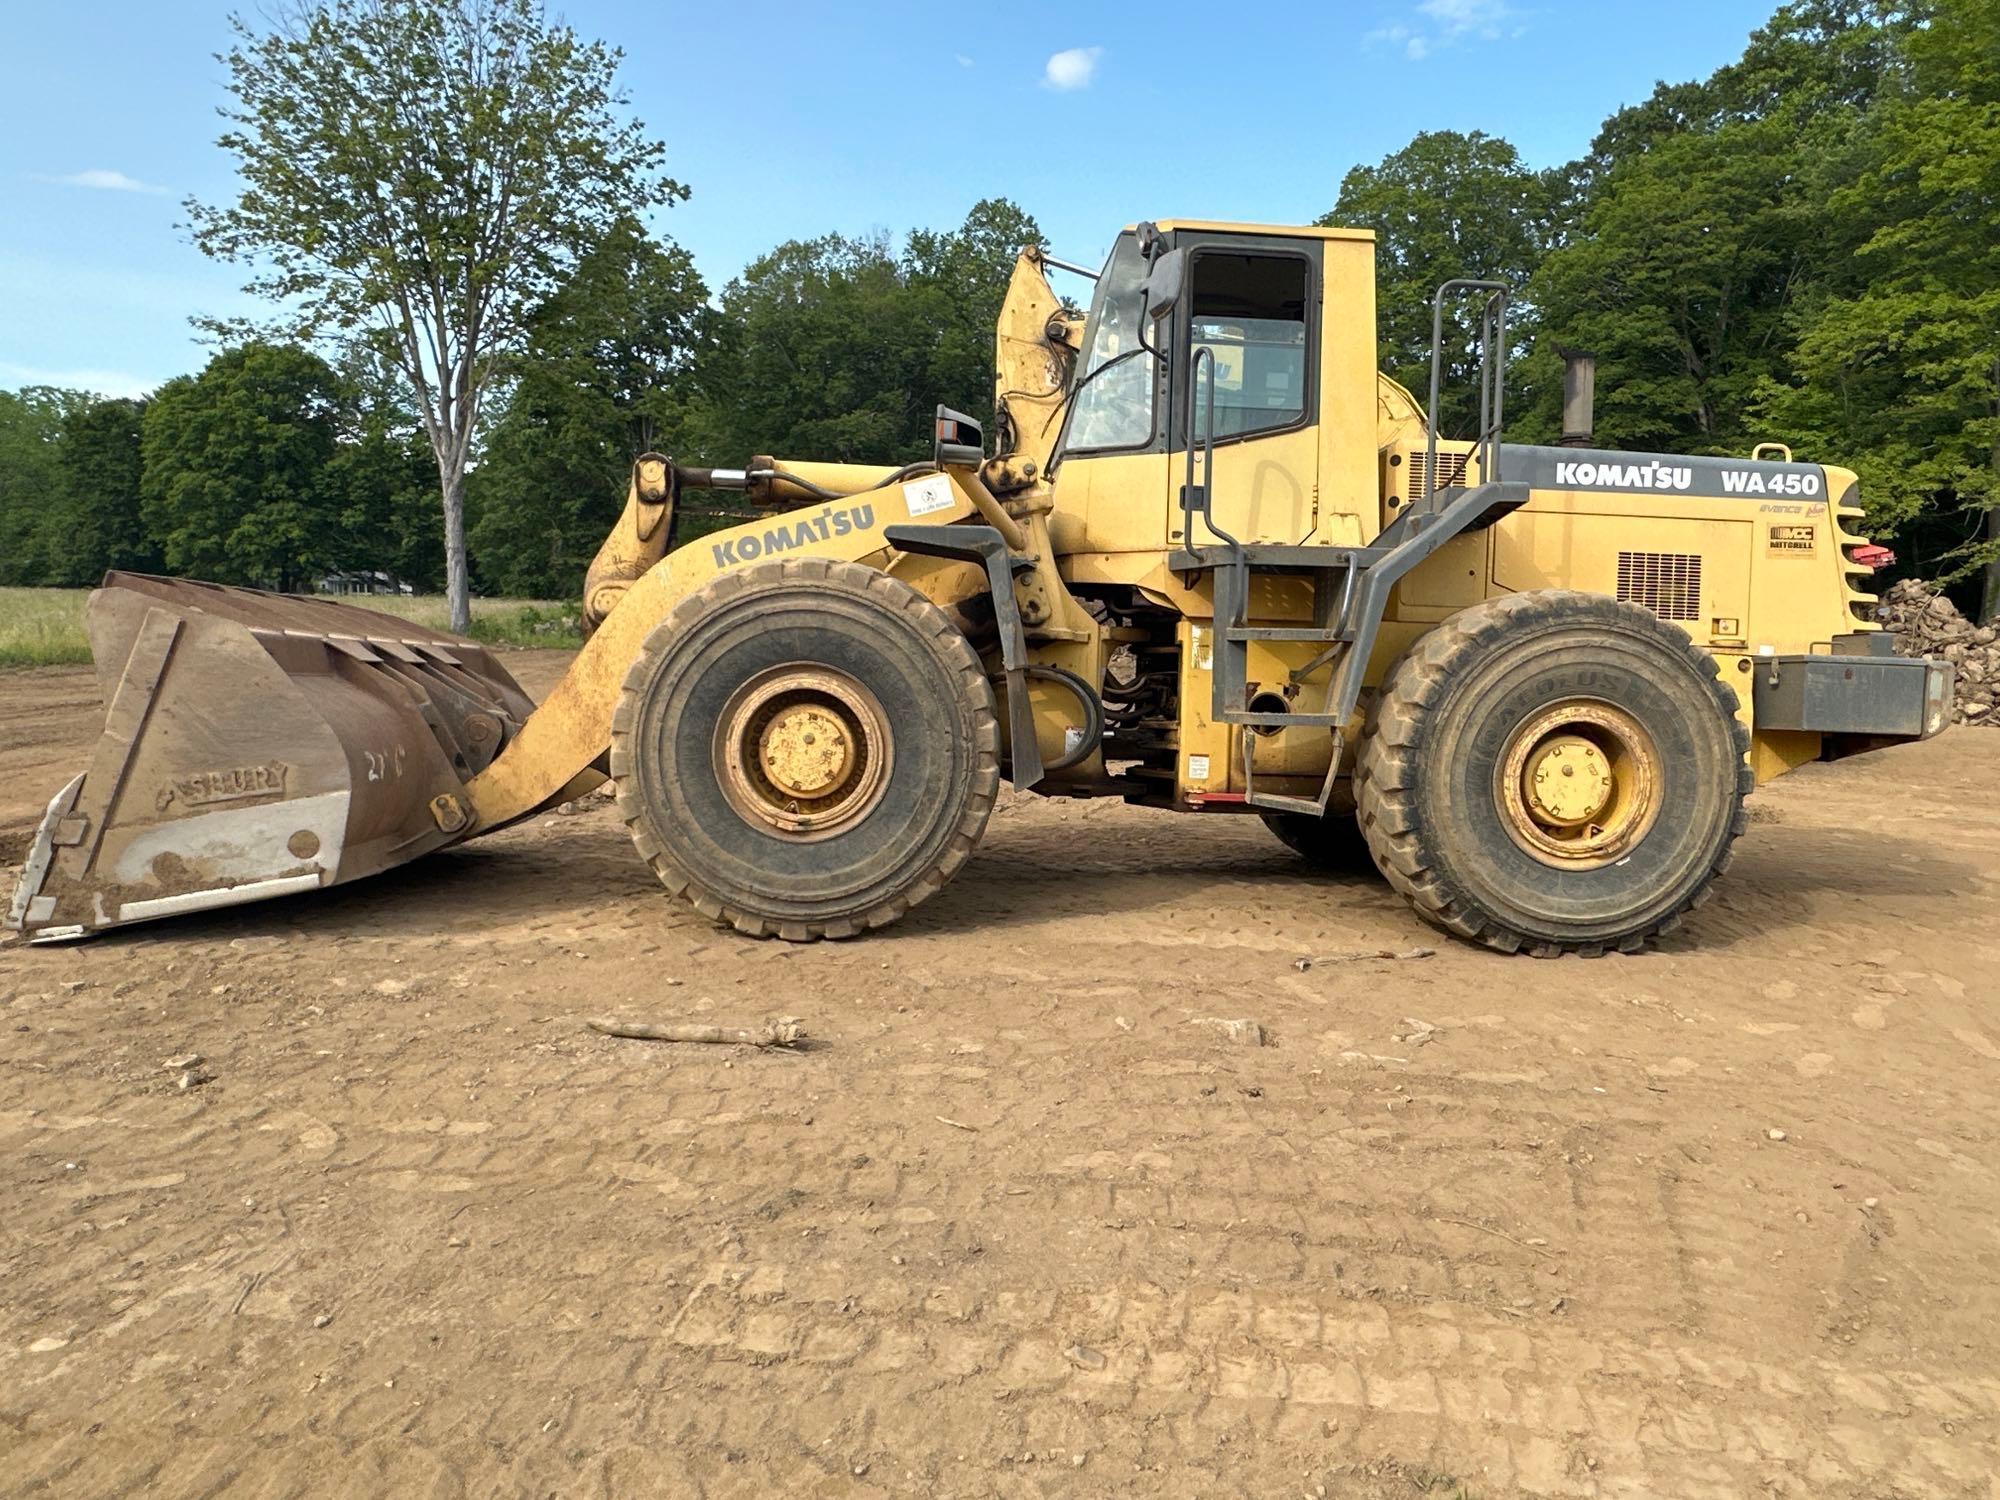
1222,626,1345,643
1218,710,1344,728
1245,791,1330,816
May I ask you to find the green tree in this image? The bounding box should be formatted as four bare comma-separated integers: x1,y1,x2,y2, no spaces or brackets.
0,387,87,586
688,200,1042,470
469,218,710,597
692,232,923,466
139,344,344,590
188,0,683,631
1522,1,1917,451
1579,2,1912,190
1521,115,1817,452
45,397,160,585
903,197,1045,436
1320,131,1557,438
1761,0,2000,616
323,412,445,590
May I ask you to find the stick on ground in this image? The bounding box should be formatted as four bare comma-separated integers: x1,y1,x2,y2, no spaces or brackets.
1294,946,1436,970
1436,1215,1555,1260
587,1017,806,1048
231,1271,263,1316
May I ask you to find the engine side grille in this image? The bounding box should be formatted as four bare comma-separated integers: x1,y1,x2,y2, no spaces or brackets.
1617,551,1703,622
1408,449,1470,502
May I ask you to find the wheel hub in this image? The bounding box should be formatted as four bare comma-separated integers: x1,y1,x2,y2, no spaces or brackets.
716,666,892,841
759,705,855,799
1498,700,1661,868
1523,734,1614,827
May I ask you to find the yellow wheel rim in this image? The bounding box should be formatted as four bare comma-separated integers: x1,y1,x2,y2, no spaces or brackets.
1497,700,1660,869
715,665,892,841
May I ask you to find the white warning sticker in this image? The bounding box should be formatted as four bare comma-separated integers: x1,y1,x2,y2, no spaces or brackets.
1187,754,1211,782
902,474,956,517
1190,625,1214,672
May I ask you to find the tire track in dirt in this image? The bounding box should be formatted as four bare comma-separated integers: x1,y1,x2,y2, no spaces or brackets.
2,666,1997,1497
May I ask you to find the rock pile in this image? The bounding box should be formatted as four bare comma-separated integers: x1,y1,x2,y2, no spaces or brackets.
1871,578,1996,725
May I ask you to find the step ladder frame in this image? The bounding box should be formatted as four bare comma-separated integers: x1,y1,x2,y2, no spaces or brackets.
1174,479,1528,814
1165,275,1523,817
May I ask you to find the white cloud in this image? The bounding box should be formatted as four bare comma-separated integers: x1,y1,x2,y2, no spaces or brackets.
1417,0,1512,41
1042,46,1102,91
0,361,159,400
955,52,974,68
1365,0,1517,61
37,168,170,195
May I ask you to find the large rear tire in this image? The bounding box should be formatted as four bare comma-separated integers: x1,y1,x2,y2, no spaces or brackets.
609,557,1000,940
1354,590,1751,956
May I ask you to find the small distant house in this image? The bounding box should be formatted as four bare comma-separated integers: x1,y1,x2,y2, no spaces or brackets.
316,570,415,596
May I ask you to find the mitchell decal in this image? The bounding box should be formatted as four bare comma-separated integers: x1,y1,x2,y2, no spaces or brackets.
1768,523,1817,555
710,502,877,568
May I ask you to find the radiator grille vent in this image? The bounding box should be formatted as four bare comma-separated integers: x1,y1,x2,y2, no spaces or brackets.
1616,551,1703,621
1408,450,1470,501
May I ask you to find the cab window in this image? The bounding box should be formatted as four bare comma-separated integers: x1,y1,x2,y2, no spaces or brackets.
1189,253,1309,442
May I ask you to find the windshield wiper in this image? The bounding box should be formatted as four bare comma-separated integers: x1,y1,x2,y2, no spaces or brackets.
1040,345,1151,437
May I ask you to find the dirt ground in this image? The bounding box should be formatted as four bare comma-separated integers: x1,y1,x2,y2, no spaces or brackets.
3,649,1999,1499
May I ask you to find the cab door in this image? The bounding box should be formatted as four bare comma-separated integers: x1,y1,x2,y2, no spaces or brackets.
1169,235,1320,548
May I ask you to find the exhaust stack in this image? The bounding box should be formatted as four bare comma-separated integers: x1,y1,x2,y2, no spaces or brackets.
1559,349,1596,448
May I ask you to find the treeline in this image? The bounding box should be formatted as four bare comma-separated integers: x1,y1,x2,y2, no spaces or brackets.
469,198,1038,597
0,346,446,594
3,0,1995,610
0,198,1039,598
1342,0,1999,610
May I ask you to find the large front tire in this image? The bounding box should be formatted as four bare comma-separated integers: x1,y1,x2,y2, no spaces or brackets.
1354,590,1751,957
609,557,1000,940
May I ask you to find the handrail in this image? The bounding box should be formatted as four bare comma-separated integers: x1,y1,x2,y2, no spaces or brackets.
1182,345,1249,633
1424,278,1512,509
1182,346,1243,553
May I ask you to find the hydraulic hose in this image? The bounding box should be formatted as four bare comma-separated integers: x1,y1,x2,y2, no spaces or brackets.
1023,665,1104,772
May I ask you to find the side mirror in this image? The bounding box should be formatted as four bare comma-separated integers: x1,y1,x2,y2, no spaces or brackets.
934,405,984,468
1141,248,1185,322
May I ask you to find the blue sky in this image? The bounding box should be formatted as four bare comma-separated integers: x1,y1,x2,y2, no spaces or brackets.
1,0,1783,399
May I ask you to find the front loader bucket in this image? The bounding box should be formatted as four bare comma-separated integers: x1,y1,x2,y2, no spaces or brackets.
6,573,537,942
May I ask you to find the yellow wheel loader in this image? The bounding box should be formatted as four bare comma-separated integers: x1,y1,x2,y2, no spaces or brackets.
9,220,1956,954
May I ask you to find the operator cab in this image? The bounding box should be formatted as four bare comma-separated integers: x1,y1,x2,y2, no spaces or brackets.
1050,220,1381,554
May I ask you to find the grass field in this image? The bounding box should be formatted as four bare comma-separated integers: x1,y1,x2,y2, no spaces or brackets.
0,587,581,669
0,589,94,668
